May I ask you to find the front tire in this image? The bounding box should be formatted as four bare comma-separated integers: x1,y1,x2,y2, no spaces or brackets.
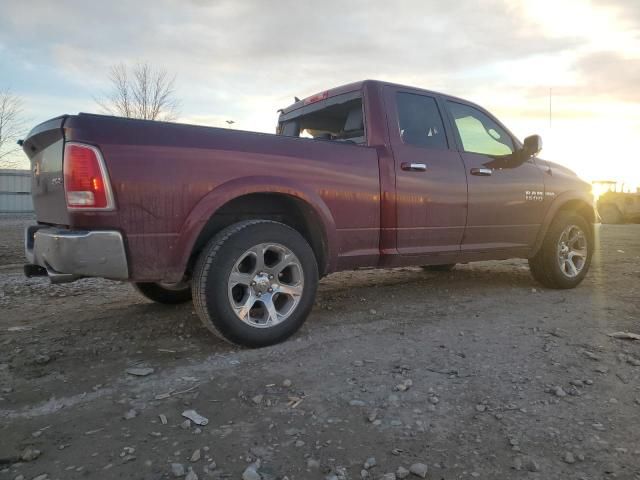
134,282,192,304
192,220,318,348
528,212,592,289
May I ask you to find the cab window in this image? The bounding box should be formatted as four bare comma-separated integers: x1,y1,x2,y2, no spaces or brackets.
278,92,365,145
396,93,447,149
447,101,514,156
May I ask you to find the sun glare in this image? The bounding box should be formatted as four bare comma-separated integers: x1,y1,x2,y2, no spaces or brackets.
591,181,613,200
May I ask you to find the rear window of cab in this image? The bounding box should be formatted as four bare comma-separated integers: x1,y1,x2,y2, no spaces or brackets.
277,91,365,145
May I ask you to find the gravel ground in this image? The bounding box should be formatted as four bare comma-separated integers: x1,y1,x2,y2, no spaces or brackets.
0,214,33,267
1,217,639,480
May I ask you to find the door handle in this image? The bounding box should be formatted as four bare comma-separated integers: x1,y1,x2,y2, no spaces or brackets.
401,162,427,172
471,167,493,176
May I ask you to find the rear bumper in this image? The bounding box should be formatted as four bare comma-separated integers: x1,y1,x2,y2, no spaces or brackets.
24,226,129,283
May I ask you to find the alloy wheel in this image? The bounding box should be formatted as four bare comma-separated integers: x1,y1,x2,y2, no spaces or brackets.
557,224,588,278
227,243,304,328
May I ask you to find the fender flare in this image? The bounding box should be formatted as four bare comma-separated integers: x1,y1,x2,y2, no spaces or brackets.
530,190,595,256
166,176,338,280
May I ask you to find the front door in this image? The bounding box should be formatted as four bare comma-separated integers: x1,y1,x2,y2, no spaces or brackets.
384,87,468,255
444,100,545,252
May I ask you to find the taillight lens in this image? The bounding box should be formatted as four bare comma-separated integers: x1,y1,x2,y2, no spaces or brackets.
63,143,115,210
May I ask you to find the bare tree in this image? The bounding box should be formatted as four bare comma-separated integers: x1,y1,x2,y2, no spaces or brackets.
0,89,27,169
96,63,180,121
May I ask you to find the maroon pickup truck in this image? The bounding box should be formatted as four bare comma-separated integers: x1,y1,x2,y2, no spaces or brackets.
22,80,595,347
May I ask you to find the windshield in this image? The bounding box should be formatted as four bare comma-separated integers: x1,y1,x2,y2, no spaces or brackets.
277,91,365,145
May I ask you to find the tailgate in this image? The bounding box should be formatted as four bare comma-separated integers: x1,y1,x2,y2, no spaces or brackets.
22,116,69,226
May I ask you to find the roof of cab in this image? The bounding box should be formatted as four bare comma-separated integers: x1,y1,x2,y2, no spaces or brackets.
278,79,470,117
279,80,368,116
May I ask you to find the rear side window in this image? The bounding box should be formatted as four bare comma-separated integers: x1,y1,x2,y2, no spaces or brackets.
396,93,447,149
278,92,365,144
447,101,514,156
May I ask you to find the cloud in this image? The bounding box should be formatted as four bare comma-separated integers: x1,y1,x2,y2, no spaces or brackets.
596,0,640,32
574,51,640,102
1,0,579,93
521,51,640,104
0,0,589,132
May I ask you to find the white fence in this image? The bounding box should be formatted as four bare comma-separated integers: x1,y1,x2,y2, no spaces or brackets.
0,169,33,213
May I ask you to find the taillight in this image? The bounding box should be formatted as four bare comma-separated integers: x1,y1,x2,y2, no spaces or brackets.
63,143,115,210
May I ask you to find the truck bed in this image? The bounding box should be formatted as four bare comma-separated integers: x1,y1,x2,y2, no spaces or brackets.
22,113,381,280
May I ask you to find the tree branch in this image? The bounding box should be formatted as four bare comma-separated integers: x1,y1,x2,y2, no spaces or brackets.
0,89,27,168
95,62,180,121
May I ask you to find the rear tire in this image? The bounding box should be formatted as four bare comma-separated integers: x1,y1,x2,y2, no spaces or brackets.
528,212,592,289
422,264,456,272
192,220,318,348
134,282,192,304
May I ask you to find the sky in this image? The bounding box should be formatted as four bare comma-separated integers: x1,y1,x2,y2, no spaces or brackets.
1,0,639,190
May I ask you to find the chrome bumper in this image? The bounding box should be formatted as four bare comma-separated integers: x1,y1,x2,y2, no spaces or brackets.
25,226,129,283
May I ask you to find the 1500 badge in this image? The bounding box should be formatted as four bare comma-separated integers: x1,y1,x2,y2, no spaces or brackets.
525,190,544,201
525,191,556,202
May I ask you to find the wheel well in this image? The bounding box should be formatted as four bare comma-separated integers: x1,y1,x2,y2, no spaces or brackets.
187,193,328,276
557,199,596,229
532,199,597,257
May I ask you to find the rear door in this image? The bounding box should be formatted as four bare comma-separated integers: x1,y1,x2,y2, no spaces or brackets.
383,86,468,255
444,100,545,252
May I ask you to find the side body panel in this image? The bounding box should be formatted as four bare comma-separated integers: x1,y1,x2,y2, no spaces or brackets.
440,97,546,257
381,85,467,259
457,153,546,251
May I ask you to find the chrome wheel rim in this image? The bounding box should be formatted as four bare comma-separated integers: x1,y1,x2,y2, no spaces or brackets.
227,243,304,328
557,224,588,278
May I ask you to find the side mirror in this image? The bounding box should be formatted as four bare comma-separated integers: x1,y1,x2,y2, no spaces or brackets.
523,134,542,158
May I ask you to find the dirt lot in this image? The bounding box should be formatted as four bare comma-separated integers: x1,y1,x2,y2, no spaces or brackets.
1,215,639,480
